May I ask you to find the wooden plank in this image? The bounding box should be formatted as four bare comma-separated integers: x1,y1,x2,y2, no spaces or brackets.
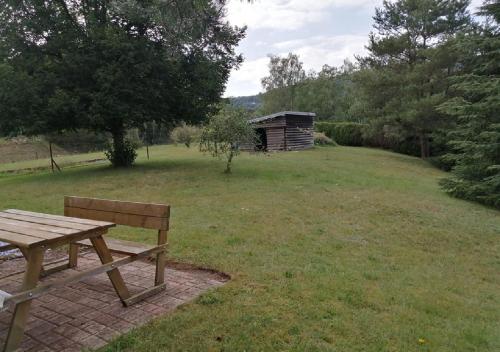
4,209,114,227
90,236,131,304
68,243,79,268
0,212,97,231
0,230,42,248
77,238,155,256
123,283,166,307
64,197,170,218
0,243,17,252
7,244,167,305
0,217,80,235
4,247,44,352
0,221,64,240
155,230,168,286
0,226,106,250
65,207,168,230
40,262,70,277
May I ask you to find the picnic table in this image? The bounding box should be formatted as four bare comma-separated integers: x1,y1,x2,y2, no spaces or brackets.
0,200,169,352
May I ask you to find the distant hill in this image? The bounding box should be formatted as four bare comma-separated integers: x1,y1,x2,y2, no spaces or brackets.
228,95,262,111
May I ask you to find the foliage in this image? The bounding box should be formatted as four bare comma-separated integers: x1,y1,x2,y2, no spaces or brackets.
199,106,256,173
353,0,473,158
260,53,306,111
438,0,500,207
316,122,367,146
0,0,245,166
313,132,336,146
139,122,170,146
45,130,109,153
229,95,262,111
104,139,138,167
0,64,40,136
170,123,201,148
259,60,358,119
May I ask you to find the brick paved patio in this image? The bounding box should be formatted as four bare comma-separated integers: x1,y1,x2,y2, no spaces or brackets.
0,250,228,351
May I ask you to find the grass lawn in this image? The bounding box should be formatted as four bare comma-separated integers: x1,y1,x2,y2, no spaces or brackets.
0,145,499,351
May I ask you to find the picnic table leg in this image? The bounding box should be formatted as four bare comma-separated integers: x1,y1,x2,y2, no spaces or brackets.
3,247,45,352
90,236,131,305
68,243,79,268
155,230,168,285
18,247,47,278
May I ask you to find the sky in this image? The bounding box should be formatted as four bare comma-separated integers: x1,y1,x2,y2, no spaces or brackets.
223,0,484,97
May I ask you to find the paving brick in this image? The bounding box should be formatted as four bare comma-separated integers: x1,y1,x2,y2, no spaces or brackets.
0,251,226,351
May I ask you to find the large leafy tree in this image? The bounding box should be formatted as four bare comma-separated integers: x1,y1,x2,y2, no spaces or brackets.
356,0,472,158
260,53,306,112
438,0,500,207
0,0,245,166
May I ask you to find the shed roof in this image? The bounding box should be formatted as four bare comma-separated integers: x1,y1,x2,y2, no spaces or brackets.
248,111,316,124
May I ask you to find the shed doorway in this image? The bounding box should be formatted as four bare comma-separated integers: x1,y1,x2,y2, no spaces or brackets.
255,128,267,151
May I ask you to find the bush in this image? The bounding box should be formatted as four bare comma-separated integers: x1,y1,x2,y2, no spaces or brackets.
170,123,201,147
105,139,138,167
200,106,256,173
314,132,336,146
315,122,367,146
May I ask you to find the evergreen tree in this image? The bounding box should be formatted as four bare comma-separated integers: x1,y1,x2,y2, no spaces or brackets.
356,0,473,158
438,0,500,207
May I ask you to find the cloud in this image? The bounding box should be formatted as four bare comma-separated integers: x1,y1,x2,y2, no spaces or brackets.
227,0,379,30
225,57,269,97
273,35,369,68
225,35,368,97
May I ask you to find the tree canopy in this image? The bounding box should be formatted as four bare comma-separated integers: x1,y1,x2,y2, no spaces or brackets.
0,0,245,166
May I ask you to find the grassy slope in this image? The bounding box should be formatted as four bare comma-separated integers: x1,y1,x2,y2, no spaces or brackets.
0,137,68,164
0,146,498,351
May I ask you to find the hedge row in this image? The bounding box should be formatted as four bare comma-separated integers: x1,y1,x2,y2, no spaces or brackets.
315,122,367,146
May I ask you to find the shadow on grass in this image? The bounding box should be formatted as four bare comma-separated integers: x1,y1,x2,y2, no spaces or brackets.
0,157,227,184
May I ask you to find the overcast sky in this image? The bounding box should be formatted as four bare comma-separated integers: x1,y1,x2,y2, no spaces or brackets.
224,0,484,97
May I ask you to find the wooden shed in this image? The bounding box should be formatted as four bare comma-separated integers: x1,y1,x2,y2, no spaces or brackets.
243,111,315,152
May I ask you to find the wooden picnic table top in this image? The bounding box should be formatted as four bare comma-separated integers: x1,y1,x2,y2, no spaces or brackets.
0,209,115,249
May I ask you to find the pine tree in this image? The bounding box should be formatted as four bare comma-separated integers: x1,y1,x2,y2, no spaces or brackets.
438,0,500,207
357,0,472,158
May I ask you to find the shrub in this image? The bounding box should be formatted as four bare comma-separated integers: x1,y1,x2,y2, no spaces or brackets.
315,122,367,146
314,132,336,146
105,139,138,167
170,123,201,148
199,106,256,173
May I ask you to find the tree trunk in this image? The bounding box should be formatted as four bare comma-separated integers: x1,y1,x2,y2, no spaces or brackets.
112,129,125,156
108,127,129,167
419,133,430,159
225,150,234,174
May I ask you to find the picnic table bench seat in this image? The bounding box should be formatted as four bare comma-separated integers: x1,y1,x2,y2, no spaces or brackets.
65,196,170,306
75,238,156,256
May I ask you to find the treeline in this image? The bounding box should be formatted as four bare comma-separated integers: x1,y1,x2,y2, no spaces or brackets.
257,0,500,208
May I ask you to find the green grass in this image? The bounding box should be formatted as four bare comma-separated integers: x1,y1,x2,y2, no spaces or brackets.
1,145,499,351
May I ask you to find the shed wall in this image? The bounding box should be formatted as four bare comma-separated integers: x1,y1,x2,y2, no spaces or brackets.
266,127,285,151
285,116,314,150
